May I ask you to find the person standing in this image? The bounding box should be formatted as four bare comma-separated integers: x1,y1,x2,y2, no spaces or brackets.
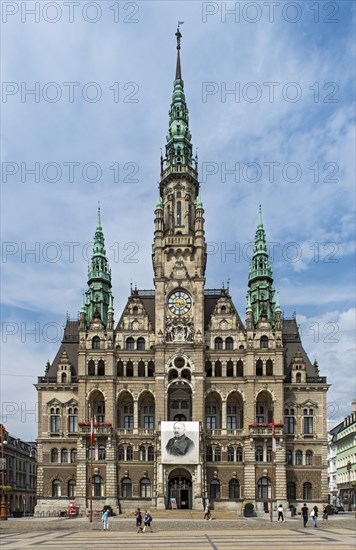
322,505,329,524
101,509,109,530
301,503,309,527
143,510,153,532
277,503,285,522
204,502,211,520
311,505,318,528
135,508,143,533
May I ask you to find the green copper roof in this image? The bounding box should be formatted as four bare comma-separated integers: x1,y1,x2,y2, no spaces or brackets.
84,208,113,327
247,207,276,326
163,25,193,170
197,190,203,209
156,191,163,210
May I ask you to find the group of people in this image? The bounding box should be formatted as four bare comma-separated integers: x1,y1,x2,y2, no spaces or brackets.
301,504,329,527
101,508,153,532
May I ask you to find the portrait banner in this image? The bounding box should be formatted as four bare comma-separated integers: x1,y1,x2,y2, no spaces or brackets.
161,421,199,464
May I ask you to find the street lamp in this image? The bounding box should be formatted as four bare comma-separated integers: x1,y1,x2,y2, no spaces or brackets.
0,424,8,521
346,461,352,512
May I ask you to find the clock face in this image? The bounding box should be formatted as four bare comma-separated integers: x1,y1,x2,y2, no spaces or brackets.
168,290,192,315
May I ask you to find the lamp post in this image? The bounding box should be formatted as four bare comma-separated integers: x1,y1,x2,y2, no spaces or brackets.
346,461,352,512
0,424,8,521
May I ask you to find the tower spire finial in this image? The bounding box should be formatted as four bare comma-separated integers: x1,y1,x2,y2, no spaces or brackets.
175,22,184,80
97,201,101,229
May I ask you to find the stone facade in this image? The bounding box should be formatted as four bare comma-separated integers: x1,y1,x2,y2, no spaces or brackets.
35,30,329,516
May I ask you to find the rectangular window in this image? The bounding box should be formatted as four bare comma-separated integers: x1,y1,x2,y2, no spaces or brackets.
68,415,78,433
284,416,295,434
144,416,154,429
227,416,237,429
124,416,133,429
304,417,313,434
206,416,216,429
50,415,60,432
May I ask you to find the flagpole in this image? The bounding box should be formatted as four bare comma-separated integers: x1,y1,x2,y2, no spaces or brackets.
89,416,93,523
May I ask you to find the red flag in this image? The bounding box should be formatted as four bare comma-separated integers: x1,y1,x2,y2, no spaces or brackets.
272,420,276,453
90,418,94,446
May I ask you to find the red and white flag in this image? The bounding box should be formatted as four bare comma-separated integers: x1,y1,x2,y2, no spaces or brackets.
90,418,95,446
272,420,277,453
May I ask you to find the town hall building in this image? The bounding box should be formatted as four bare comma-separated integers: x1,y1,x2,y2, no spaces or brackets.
35,29,329,515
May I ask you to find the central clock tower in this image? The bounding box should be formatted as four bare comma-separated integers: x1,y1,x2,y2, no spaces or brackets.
152,26,207,347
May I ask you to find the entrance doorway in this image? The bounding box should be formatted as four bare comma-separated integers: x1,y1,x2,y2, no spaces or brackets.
168,476,192,509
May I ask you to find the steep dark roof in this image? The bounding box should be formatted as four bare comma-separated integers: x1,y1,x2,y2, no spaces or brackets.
282,318,315,376
44,321,79,378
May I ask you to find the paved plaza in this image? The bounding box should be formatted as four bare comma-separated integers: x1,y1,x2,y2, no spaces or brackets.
0,514,355,549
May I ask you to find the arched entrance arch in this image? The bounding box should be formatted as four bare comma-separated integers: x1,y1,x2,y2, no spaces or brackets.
167,468,192,509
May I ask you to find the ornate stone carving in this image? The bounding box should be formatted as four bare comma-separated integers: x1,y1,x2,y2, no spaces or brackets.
165,316,194,342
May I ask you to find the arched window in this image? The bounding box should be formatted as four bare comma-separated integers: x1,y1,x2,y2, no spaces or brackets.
225,337,233,350
227,360,234,377
256,359,263,376
148,446,154,461
126,446,133,461
206,446,213,462
236,446,243,462
61,372,67,383
117,361,124,377
215,361,222,377
121,478,132,498
214,337,223,350
50,448,58,463
210,479,220,500
126,361,134,377
286,450,293,465
255,446,263,462
177,201,182,225
52,480,61,497
205,361,212,377
68,480,76,498
70,449,77,463
88,360,95,376
148,361,155,377
118,446,125,461
295,450,303,465
137,337,145,350
229,479,240,499
214,446,221,462
126,337,134,351
306,450,313,465
97,360,105,376
98,446,106,460
92,336,100,349
237,360,244,377
260,336,268,348
303,482,312,500
133,306,138,316
257,477,270,499
227,446,234,462
61,449,68,463
139,445,146,461
287,482,296,500
138,361,145,377
93,475,104,497
181,370,191,381
221,305,226,314
296,372,302,383
266,359,273,376
140,478,151,498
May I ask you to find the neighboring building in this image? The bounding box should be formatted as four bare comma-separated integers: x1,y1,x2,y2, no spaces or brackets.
35,30,329,515
328,422,343,505
1,428,37,515
336,400,356,509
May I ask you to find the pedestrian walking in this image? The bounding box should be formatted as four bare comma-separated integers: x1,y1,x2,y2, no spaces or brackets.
301,503,309,527
101,509,109,530
311,505,318,528
142,510,153,532
135,508,143,533
277,503,285,522
322,505,329,524
204,502,211,520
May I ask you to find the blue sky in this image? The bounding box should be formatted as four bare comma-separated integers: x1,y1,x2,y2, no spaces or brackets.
1,1,355,439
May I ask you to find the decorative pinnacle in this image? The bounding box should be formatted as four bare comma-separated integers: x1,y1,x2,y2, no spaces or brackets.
275,290,281,312
258,204,263,228
197,189,203,209
175,22,184,79
97,202,102,229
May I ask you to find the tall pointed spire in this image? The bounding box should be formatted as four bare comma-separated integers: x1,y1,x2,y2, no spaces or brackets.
161,23,195,174
247,208,275,326
83,208,113,327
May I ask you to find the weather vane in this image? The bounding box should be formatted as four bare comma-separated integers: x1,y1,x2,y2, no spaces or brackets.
176,21,184,49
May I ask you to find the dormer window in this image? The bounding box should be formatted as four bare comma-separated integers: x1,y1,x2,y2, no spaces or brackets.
133,306,138,316
92,336,100,349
